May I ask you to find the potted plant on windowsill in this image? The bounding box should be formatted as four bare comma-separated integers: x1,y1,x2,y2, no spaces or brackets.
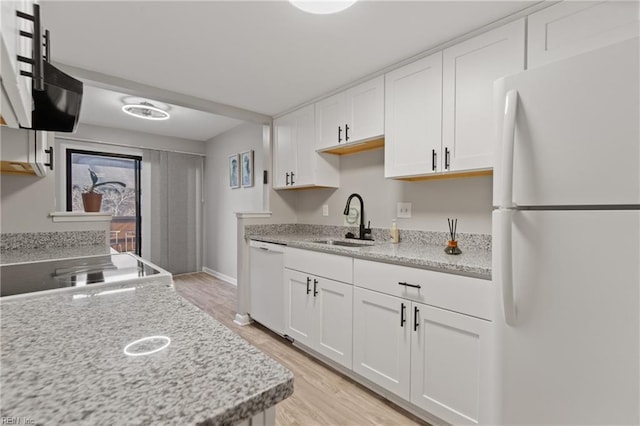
82,169,126,212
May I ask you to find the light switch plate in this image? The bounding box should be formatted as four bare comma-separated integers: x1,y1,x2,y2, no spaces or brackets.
322,205,329,217
397,202,412,218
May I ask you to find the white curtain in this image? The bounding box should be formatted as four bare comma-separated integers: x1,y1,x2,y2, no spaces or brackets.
144,149,203,275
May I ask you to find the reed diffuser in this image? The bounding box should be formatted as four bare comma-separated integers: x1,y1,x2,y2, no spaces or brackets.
445,218,462,255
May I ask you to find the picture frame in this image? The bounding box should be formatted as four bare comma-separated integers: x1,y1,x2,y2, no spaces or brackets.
229,154,240,189
241,150,254,188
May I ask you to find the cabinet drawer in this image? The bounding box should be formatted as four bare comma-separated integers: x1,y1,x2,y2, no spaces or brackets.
285,247,353,284
354,259,491,320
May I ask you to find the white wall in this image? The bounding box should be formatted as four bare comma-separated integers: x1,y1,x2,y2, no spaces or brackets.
204,122,264,280
293,149,493,234
0,126,106,233
1,123,207,235
70,123,207,155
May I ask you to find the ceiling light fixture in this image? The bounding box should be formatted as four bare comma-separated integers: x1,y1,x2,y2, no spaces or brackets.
122,101,170,120
289,0,357,15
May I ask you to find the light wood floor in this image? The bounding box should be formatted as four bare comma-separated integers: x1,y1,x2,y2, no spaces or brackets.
173,272,429,426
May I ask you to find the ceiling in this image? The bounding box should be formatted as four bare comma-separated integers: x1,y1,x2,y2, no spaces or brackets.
40,0,538,142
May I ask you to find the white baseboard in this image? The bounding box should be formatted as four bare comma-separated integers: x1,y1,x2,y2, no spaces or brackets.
202,267,237,286
234,313,252,326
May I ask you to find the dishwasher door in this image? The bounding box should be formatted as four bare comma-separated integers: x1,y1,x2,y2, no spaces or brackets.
249,240,285,335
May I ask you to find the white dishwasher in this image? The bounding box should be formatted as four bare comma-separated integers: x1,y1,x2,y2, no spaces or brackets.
249,240,285,335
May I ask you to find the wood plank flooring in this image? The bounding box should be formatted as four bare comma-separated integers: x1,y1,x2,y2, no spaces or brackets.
173,272,429,426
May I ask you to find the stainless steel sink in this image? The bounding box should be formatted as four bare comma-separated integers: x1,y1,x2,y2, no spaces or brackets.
312,240,373,248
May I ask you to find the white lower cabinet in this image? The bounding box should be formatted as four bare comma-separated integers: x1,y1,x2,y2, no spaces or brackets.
353,287,411,399
275,247,492,424
410,301,491,425
353,284,492,424
284,268,353,369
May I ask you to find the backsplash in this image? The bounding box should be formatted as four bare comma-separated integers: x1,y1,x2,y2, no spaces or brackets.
1,231,106,251
0,231,109,264
244,224,491,252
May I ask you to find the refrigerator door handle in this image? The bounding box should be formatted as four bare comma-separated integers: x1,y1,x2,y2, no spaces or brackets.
500,210,517,326
500,90,519,208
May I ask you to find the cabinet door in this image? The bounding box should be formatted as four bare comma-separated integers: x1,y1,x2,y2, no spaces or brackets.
315,92,345,150
284,269,315,348
30,131,52,176
384,52,442,178
353,287,411,400
442,19,524,172
315,277,353,369
345,76,384,144
410,302,491,425
528,1,639,68
0,0,33,128
290,104,315,188
273,113,295,188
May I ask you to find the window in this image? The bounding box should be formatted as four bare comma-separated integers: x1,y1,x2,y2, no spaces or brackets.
66,149,142,255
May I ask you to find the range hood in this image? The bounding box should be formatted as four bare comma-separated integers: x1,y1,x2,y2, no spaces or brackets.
29,60,83,133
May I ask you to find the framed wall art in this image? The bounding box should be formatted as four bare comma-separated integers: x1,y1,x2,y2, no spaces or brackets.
241,150,254,188
229,154,240,189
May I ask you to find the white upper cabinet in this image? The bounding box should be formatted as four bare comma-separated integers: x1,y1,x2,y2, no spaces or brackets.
528,1,640,69
385,19,525,178
315,76,384,151
0,127,53,176
273,104,339,189
442,19,525,172
1,0,34,128
384,52,443,178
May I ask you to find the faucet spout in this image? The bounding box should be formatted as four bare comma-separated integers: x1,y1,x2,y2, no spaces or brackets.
343,193,372,240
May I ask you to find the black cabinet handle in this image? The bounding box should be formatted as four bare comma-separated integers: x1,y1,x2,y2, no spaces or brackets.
44,147,53,170
398,281,422,289
313,279,318,297
400,303,406,327
17,5,44,91
432,149,437,171
306,277,311,294
345,124,350,141
285,172,290,186
290,171,295,185
414,306,420,331
338,126,342,143
445,147,451,170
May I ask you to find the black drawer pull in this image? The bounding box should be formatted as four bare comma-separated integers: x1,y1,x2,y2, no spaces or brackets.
432,149,437,171
398,281,421,289
400,303,406,327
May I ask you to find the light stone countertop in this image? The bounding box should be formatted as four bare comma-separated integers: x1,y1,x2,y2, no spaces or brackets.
0,282,293,425
247,233,492,280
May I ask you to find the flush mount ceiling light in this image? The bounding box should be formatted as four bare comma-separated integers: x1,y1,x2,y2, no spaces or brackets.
122,101,170,120
289,0,357,14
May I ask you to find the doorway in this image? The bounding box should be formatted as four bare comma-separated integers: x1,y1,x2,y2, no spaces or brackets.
66,149,142,255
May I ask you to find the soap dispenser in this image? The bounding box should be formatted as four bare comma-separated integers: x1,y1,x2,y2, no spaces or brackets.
390,220,399,244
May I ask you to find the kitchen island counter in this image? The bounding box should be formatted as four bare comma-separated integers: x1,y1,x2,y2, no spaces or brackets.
0,282,293,425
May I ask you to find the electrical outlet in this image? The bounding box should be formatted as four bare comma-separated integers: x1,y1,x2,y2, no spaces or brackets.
322,205,329,217
397,202,412,218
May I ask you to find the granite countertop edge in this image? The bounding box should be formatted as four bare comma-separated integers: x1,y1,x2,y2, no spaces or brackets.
0,281,294,425
247,234,492,280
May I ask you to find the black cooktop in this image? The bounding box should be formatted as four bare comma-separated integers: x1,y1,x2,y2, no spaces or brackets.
0,253,162,298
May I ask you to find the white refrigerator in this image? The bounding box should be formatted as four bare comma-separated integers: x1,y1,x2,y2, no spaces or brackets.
492,37,639,425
